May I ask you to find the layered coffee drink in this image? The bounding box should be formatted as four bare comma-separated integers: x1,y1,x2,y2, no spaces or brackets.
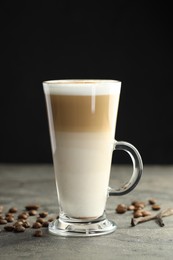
43,80,121,219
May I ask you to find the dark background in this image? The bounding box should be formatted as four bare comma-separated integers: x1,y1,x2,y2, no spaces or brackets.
1,1,173,164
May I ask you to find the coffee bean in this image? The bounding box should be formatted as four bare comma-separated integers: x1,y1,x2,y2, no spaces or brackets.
131,201,138,206
25,204,40,210
13,221,24,227
0,219,7,224
133,202,145,211
36,218,45,224
42,221,49,227
32,222,42,229
48,217,54,222
133,210,143,218
18,213,28,220
132,201,146,207
5,213,14,218
4,225,14,231
39,212,48,218
127,205,135,211
22,221,31,228
8,207,18,213
148,199,157,205
14,225,25,232
33,230,43,237
29,210,37,216
18,219,27,223
141,210,152,217
116,204,127,214
152,204,161,211
0,215,5,220
22,212,29,217
5,216,15,222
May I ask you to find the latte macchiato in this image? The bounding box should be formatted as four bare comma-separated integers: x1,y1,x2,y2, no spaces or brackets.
43,79,143,237
44,80,121,219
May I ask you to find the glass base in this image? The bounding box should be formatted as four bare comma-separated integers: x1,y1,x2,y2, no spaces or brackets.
48,215,117,237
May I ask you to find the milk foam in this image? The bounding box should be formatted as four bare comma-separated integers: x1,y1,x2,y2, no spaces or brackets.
43,79,121,96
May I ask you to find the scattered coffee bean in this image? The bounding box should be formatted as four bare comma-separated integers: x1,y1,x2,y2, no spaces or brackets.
116,204,127,214
22,221,31,228
0,204,56,236
42,221,49,227
8,207,18,213
5,213,14,218
39,212,48,218
0,219,7,224
25,204,40,210
131,201,138,206
0,204,58,236
33,230,43,237
29,210,37,216
20,219,27,223
152,204,161,211
127,205,135,211
132,201,145,206
48,217,54,222
14,225,25,232
36,218,45,224
148,198,157,205
22,212,29,217
32,222,42,229
133,202,145,210
133,210,143,218
18,213,28,220
141,210,152,217
4,225,14,232
13,221,24,227
5,216,15,222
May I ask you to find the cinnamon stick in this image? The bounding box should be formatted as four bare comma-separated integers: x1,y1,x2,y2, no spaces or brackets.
131,208,173,227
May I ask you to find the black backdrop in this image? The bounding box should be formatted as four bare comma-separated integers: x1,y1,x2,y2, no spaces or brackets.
1,1,173,164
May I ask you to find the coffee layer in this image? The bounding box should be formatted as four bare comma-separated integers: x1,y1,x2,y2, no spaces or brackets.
50,94,118,132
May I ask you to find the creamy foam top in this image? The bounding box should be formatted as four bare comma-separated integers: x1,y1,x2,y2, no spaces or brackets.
43,80,121,96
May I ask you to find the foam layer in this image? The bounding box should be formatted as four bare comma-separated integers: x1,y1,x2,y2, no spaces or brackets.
43,79,121,96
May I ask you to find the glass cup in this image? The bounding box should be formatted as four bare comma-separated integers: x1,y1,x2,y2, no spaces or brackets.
43,79,143,237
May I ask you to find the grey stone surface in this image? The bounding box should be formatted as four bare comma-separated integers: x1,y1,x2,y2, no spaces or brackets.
0,164,173,260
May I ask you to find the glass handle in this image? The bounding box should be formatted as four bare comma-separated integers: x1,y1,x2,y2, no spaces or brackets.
109,140,143,196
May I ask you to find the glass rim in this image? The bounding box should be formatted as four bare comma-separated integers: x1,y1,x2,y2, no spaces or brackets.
43,79,121,85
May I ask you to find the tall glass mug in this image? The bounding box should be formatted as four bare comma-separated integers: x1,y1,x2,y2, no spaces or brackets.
43,79,143,237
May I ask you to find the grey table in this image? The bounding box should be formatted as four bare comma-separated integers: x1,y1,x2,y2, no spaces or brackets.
0,164,173,260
